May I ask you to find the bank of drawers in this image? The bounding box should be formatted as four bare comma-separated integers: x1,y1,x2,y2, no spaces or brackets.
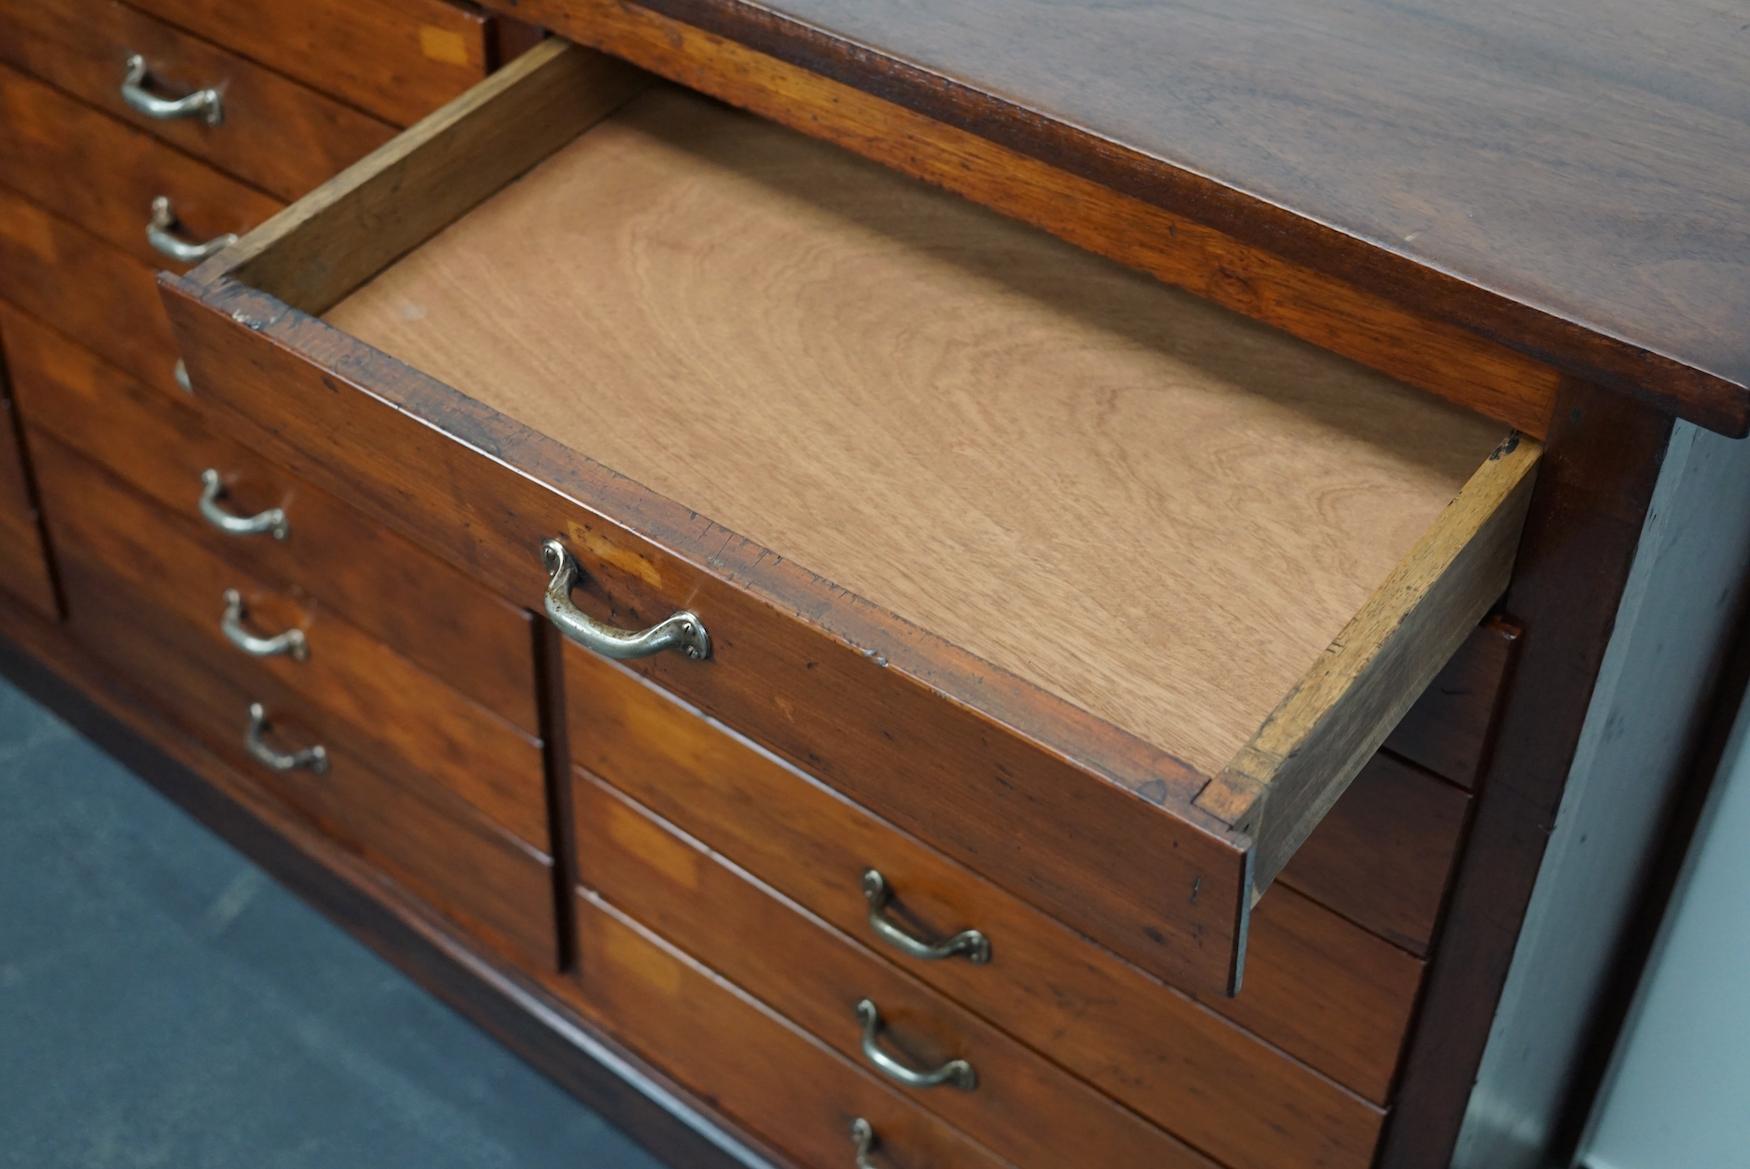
0,16,1524,1169
0,0,544,964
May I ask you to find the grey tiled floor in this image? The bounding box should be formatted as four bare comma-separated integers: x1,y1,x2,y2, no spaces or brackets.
0,677,668,1169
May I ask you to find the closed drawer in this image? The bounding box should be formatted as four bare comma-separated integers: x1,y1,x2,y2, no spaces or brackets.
0,0,396,202
163,43,1538,997
128,0,493,127
34,435,548,850
579,773,1232,1169
0,389,56,618
0,303,540,738
567,892,1014,1169
56,545,556,971
0,64,280,270
0,191,180,398
566,645,1405,1133
1385,616,1521,790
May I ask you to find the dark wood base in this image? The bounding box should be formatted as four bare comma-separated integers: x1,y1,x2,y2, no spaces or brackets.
0,604,781,1169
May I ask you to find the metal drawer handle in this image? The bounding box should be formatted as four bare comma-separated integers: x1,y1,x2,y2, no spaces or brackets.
221,590,308,661
199,469,289,540
121,54,222,125
850,1119,880,1168
173,359,193,393
148,196,237,264
540,538,710,661
862,869,990,964
244,702,328,774
854,999,976,1091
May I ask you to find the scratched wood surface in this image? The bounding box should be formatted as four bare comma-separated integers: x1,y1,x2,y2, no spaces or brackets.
327,85,1507,779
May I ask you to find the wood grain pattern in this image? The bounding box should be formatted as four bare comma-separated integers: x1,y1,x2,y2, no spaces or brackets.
0,192,182,398
326,82,1510,784
162,273,1253,998
568,892,1025,1169
565,645,1404,1113
1385,617,1522,790
55,548,559,973
479,1,1564,437
490,0,1750,435
1286,753,1470,955
1201,437,1537,892
0,0,396,203
34,436,549,849
129,0,493,127
577,776,1225,1169
0,64,280,269
223,38,647,312
0,303,540,736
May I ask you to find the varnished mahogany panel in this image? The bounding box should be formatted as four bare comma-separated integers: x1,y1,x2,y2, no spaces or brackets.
577,776,1225,1169
565,646,1404,1113
494,0,1750,434
55,550,558,972
34,437,549,850
130,0,493,127
0,304,540,736
567,893,1021,1169
0,0,396,203
0,193,181,398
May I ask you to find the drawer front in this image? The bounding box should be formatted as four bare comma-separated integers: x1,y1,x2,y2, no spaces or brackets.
569,892,1013,1169
0,64,281,270
0,192,181,398
1285,751,1470,955
577,774,1223,1169
1385,616,1520,790
566,648,1394,1148
57,547,556,971
34,435,548,849
0,393,56,618
0,0,396,203
128,0,493,127
0,304,540,737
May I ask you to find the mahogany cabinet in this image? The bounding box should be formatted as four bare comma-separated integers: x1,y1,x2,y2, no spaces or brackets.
2,5,1745,1169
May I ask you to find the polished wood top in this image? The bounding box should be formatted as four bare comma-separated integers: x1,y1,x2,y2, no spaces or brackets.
605,0,1750,434
328,85,1506,778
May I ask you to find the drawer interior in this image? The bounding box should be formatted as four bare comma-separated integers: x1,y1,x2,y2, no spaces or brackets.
168,41,1538,993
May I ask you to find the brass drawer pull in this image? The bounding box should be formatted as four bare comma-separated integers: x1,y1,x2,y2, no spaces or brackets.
854,999,976,1090
244,702,328,774
540,538,710,661
120,54,222,125
199,469,289,540
221,590,308,661
862,869,990,964
850,1118,880,1168
148,196,238,264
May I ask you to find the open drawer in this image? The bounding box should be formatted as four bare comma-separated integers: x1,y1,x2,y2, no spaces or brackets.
160,41,1537,997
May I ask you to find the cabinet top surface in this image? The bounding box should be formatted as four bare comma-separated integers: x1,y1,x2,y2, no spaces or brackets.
648,0,1750,427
